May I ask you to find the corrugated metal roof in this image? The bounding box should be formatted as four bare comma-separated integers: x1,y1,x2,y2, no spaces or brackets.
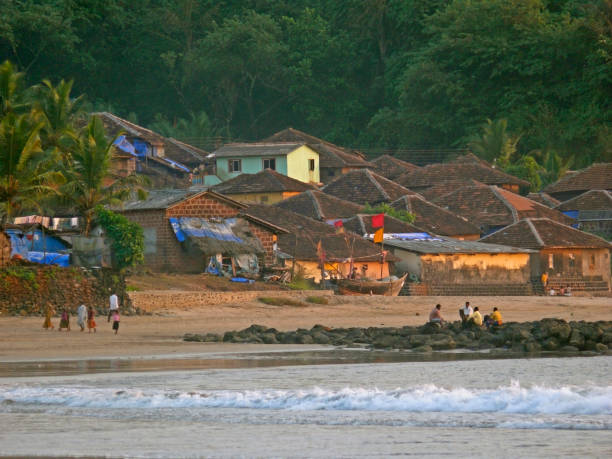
380,236,533,254
212,143,305,158
118,189,203,211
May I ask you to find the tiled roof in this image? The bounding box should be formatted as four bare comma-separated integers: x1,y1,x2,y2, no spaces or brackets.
544,163,612,194
390,195,480,237
322,169,416,205
384,236,532,254
419,178,484,201
370,155,420,180
396,160,530,190
432,184,574,230
93,112,208,168
262,128,371,168
342,214,423,235
116,189,246,211
212,169,317,195
212,142,305,158
556,190,612,212
241,204,396,262
275,190,363,220
526,192,561,208
480,218,612,249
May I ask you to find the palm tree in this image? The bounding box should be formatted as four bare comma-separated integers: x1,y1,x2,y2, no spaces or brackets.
0,60,26,116
469,118,520,166
0,112,62,227
61,116,147,236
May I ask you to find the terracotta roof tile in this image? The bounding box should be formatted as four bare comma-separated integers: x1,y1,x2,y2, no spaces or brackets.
419,178,484,201
526,192,561,208
544,163,612,195
432,184,574,231
390,195,480,237
322,169,416,205
556,190,612,212
212,142,305,158
480,218,612,249
370,155,421,180
275,190,363,220
240,204,396,262
212,169,317,195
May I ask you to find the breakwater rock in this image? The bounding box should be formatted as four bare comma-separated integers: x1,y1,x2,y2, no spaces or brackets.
184,319,612,354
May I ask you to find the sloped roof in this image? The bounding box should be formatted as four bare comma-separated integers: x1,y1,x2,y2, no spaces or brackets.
212,142,306,158
262,128,371,168
275,190,363,221
370,155,420,180
556,190,612,212
241,205,396,262
383,236,532,254
544,163,612,194
419,178,484,201
390,195,480,237
432,184,575,229
117,189,246,212
396,160,530,189
342,214,423,236
93,112,208,168
526,192,561,208
322,169,416,205
212,169,317,195
480,218,612,249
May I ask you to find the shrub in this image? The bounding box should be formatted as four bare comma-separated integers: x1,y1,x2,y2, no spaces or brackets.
306,296,329,305
94,206,144,271
258,296,305,307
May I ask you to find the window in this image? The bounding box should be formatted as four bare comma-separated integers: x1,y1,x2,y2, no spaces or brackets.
228,159,241,173
263,158,276,170
309,158,315,171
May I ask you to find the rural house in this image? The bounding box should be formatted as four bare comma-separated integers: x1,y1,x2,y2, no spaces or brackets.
116,189,286,273
262,127,372,184
212,169,317,205
241,205,396,283
379,234,534,296
212,142,320,184
543,163,612,201
480,218,611,295
341,214,423,236
370,154,421,181
275,190,364,222
526,192,561,208
555,190,612,239
390,195,480,240
395,153,530,194
432,183,574,235
322,169,416,205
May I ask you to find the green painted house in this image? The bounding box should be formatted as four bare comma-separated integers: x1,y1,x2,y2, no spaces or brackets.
212,142,320,184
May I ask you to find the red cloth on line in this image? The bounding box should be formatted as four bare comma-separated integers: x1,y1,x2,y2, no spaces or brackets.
371,213,384,228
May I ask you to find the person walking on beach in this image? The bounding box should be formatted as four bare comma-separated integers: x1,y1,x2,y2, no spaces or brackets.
58,309,70,332
42,304,55,330
77,304,87,332
108,292,119,322
111,309,120,334
429,304,445,325
87,306,97,333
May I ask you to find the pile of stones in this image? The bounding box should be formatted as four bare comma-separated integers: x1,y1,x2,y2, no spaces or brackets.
184,319,612,354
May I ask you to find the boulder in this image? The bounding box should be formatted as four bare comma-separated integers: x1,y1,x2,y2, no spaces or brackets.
568,329,585,349
595,343,608,353
408,334,432,347
560,345,580,353
311,332,331,344
542,337,560,351
412,345,433,353
534,319,571,342
261,333,278,344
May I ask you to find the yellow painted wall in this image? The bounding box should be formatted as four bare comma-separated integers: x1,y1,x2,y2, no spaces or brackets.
422,253,529,270
286,145,320,183
297,260,390,283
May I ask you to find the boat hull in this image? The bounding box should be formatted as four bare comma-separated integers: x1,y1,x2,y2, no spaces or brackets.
337,274,407,296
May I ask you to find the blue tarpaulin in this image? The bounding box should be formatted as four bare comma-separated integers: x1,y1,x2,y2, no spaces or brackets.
28,251,70,267
5,229,71,266
174,217,243,243
162,157,191,173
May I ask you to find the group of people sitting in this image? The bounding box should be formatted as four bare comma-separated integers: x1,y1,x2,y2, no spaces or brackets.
429,301,502,329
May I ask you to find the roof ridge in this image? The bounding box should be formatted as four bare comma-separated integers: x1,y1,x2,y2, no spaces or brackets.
308,190,324,220
491,186,519,222
357,215,367,235
525,218,545,247
366,169,390,201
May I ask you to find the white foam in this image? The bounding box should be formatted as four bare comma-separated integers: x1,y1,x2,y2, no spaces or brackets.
1,381,611,416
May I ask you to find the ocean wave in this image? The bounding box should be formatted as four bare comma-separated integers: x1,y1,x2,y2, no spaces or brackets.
1,382,611,416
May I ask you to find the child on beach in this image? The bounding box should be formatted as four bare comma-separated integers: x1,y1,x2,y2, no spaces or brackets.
58,309,70,332
111,310,120,334
87,306,97,333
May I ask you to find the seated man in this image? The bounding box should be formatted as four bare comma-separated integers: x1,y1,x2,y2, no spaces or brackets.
458,301,473,324
467,306,483,326
429,304,445,325
485,307,502,328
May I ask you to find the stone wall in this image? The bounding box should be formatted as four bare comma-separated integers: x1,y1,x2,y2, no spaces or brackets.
129,289,334,312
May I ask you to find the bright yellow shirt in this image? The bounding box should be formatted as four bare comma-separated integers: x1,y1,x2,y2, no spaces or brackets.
490,310,502,324
469,311,483,326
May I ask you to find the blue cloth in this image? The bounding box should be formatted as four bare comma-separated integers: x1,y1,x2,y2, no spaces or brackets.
27,251,70,267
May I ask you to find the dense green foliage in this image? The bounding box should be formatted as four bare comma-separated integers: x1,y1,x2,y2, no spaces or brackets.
1,0,609,167
363,203,416,224
94,206,144,271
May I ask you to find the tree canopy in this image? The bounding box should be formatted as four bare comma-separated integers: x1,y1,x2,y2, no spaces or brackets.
0,0,609,166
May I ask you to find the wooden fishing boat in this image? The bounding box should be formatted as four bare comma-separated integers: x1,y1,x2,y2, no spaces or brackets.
337,274,407,296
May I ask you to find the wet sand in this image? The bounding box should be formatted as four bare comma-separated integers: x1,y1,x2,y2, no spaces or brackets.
0,295,610,362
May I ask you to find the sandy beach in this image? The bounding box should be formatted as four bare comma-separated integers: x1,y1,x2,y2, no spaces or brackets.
0,294,610,362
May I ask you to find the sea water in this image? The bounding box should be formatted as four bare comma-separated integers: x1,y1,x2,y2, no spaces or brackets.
0,353,610,458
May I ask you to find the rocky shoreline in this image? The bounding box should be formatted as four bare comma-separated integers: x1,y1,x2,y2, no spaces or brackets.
185,319,612,355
